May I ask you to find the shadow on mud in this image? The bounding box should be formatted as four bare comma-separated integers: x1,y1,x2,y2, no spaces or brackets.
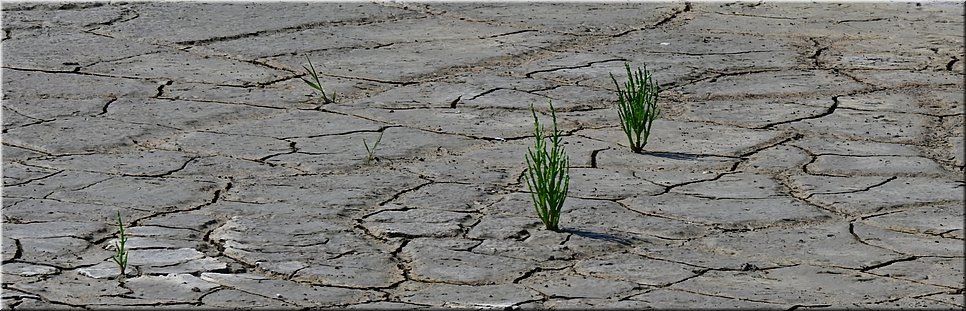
561,228,635,245
647,152,707,161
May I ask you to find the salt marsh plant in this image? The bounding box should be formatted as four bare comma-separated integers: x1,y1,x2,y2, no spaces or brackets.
301,55,337,104
610,62,660,153
364,131,384,165
525,101,570,231
111,211,129,276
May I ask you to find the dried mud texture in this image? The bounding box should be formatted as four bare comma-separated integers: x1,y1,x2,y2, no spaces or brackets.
2,2,963,309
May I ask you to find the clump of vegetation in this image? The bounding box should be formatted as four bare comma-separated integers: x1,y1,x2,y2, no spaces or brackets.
111,211,129,276
364,131,384,165
525,100,570,231
301,55,337,104
610,62,660,153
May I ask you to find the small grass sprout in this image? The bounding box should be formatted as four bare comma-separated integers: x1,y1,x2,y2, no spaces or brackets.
301,55,337,104
610,62,660,153
525,100,570,231
110,211,129,276
363,131,384,165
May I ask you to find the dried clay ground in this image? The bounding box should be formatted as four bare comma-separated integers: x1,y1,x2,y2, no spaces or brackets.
1,2,964,309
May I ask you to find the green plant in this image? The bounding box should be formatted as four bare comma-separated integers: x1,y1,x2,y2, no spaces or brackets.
363,131,384,165
525,100,570,231
110,211,129,276
301,55,337,104
610,62,660,153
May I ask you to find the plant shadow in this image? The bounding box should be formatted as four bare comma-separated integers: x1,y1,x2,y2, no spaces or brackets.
647,151,706,161
561,228,635,246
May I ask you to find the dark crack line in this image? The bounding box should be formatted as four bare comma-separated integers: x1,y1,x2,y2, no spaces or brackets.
589,148,607,169
174,15,415,46
653,2,693,28
641,49,780,56
375,178,436,208
803,176,897,200
466,87,504,101
121,157,199,178
86,7,140,29
81,50,164,69
836,18,887,24
717,11,799,20
324,73,418,86
664,68,784,91
2,239,24,264
945,57,959,71
154,80,173,98
657,171,735,196
807,38,829,69
479,29,537,39
835,105,962,118
3,169,64,187
257,140,298,162
127,181,230,229
757,94,841,130
157,94,289,111
281,125,397,140
97,95,119,115
859,255,919,272
525,58,628,78
786,304,833,310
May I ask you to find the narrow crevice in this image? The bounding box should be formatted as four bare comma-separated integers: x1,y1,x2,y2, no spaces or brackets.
716,11,799,20
803,176,896,200
479,29,537,39
257,140,298,162
154,80,173,98
3,170,64,187
174,16,414,46
120,157,198,178
835,18,886,24
657,171,734,196
129,181,231,227
757,94,840,130
859,255,919,272
525,58,628,78
834,105,961,118
85,8,140,29
649,2,692,29
589,148,606,169
945,57,959,71
664,68,784,91
156,95,289,111
80,50,163,69
375,178,436,207
3,239,24,264
466,87,505,101
324,73,418,86
786,304,832,310
98,95,119,115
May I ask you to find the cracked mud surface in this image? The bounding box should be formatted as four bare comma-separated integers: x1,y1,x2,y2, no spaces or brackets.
2,2,964,309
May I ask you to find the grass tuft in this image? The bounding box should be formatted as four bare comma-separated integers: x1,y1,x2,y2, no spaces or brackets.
301,55,337,104
110,211,129,277
610,62,660,153
525,100,570,231
363,131,384,165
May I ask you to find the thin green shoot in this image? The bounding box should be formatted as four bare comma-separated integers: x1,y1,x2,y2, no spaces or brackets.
610,62,660,153
301,55,337,104
110,211,129,276
525,100,570,231
363,131,384,165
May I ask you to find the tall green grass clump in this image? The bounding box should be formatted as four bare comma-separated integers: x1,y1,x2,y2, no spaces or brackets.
301,55,337,104
111,211,129,276
610,62,660,153
525,100,570,231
